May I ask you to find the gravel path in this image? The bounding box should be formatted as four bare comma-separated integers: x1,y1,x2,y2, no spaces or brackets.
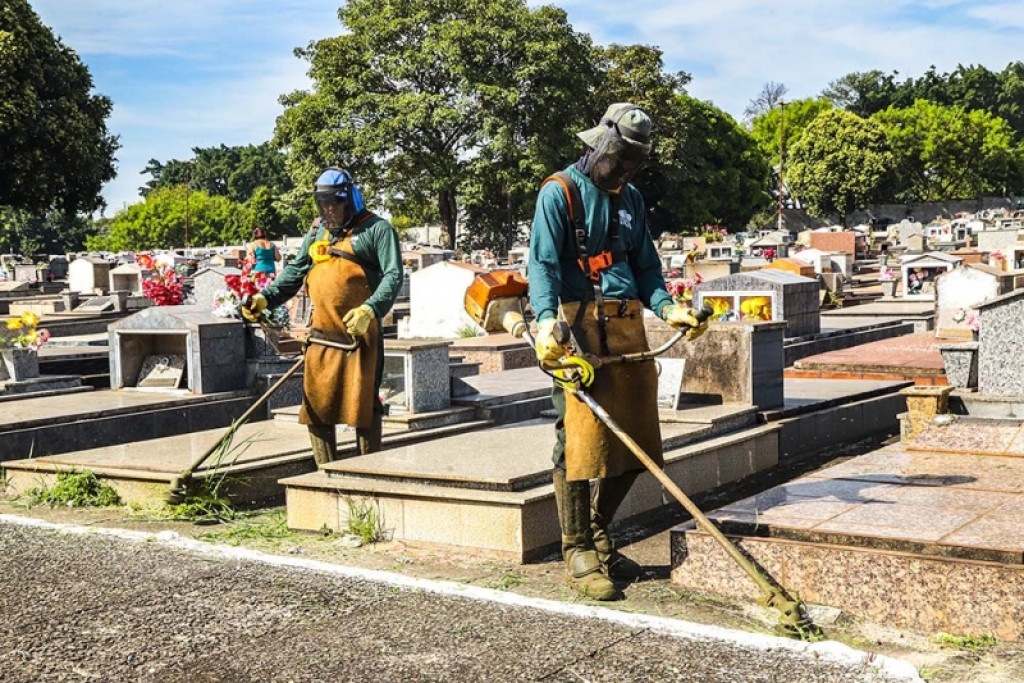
0,520,917,682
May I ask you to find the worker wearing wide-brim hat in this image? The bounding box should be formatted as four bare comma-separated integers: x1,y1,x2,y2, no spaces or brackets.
528,103,709,600
243,168,402,463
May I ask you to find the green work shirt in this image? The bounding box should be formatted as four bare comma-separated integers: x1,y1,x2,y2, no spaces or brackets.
261,213,403,319
528,165,673,323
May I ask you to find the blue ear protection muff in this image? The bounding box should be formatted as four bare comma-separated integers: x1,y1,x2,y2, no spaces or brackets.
314,167,365,213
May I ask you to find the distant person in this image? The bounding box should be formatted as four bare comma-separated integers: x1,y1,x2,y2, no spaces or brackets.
248,227,281,275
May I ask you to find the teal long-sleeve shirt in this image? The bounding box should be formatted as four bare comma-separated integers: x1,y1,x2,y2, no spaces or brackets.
528,165,673,323
261,213,403,320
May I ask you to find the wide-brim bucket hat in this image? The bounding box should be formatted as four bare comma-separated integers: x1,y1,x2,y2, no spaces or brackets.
577,102,652,153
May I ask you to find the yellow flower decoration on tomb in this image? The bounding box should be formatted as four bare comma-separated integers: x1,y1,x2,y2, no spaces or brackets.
20,311,39,327
309,239,332,263
740,296,772,321
6,318,23,331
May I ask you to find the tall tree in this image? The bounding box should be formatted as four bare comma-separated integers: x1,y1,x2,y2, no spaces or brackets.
873,100,1024,201
0,0,119,215
140,142,291,204
274,0,595,249
743,81,788,122
822,70,901,118
0,207,93,256
750,98,832,168
787,110,894,226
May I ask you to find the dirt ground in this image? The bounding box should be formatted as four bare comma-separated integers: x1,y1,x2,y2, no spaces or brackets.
3,439,1023,683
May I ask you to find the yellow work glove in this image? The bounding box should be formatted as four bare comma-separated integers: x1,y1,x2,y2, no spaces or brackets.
534,318,567,362
342,304,375,337
664,304,709,342
241,293,267,323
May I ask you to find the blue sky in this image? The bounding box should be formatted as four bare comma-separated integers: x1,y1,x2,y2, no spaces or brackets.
31,0,1024,213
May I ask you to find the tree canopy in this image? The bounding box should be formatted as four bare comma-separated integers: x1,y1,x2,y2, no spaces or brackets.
95,186,249,252
0,0,119,216
275,0,595,249
873,100,1024,202
787,110,894,225
750,98,832,168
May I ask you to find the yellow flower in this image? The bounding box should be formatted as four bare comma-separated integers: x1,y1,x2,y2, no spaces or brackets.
19,311,39,328
308,239,332,263
6,318,23,330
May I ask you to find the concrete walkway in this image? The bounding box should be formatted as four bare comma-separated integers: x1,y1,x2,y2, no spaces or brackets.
0,516,917,682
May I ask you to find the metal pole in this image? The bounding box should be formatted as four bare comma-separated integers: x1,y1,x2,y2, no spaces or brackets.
777,101,786,233
185,163,191,251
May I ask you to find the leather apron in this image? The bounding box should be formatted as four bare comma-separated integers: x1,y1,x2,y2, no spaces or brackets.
560,299,663,481
299,233,378,429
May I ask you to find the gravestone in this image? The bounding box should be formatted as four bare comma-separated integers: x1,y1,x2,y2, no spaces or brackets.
48,256,69,280
975,290,1024,397
934,264,1012,339
694,270,820,337
0,281,30,293
68,257,110,294
136,354,186,388
402,260,488,338
191,266,240,310
13,264,38,283
380,339,453,413
108,305,245,394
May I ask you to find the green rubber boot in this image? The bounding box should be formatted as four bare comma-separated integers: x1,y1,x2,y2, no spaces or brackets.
308,424,337,466
591,471,642,584
356,411,383,455
553,469,618,601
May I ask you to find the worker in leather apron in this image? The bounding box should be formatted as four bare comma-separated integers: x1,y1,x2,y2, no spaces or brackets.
528,103,709,600
243,168,403,463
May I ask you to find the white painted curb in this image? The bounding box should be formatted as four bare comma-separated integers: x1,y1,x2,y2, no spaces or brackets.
1,514,921,681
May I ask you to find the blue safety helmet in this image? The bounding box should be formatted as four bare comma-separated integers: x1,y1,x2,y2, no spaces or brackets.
313,167,365,213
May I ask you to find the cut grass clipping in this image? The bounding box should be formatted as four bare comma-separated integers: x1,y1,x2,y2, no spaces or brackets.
25,470,122,508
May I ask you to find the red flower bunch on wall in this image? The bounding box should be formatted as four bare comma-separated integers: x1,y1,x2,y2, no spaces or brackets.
142,267,184,305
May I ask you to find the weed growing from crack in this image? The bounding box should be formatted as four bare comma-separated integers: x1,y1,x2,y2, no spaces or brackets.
933,632,997,650
24,470,122,508
345,497,387,544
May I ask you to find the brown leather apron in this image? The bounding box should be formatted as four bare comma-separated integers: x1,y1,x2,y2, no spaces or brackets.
560,299,663,481
299,233,378,429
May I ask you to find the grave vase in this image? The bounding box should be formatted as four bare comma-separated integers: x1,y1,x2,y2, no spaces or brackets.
938,343,978,390
0,347,40,381
880,279,898,298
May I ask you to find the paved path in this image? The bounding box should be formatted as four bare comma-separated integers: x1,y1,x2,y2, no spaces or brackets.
0,518,918,682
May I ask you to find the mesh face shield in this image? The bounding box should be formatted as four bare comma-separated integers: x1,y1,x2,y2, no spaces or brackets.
587,118,650,191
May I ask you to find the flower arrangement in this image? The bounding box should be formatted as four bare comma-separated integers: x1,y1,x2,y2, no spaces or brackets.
991,250,1005,261
215,259,290,328
666,272,704,304
967,312,980,333
141,265,185,305
878,266,896,281
3,312,51,350
700,224,728,243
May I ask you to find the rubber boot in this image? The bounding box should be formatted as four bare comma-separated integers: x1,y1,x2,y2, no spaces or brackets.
308,424,337,466
552,469,618,601
356,411,383,455
591,471,642,584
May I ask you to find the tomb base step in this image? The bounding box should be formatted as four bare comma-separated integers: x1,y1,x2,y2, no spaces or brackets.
1,417,492,507
671,441,1024,641
0,390,254,462
271,405,481,432
281,422,781,562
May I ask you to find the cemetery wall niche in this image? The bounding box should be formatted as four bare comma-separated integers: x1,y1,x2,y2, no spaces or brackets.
108,305,245,394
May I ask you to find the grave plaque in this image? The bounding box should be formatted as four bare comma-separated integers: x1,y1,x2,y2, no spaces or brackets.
137,354,186,388
656,358,687,409
76,296,115,313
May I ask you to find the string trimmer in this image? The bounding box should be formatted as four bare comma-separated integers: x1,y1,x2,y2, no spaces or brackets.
164,319,359,504
463,274,822,640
